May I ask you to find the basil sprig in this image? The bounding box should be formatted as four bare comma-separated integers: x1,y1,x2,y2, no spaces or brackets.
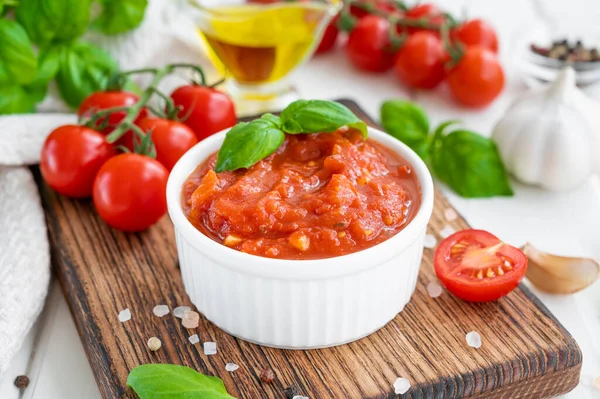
127,364,236,399
381,100,513,198
215,100,367,173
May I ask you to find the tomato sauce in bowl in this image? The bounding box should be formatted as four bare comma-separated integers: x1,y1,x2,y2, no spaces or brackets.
182,130,421,260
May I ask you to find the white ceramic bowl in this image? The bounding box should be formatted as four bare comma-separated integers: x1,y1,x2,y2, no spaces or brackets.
167,127,434,349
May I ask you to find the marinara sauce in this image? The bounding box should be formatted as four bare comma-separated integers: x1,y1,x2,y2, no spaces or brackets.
182,130,421,260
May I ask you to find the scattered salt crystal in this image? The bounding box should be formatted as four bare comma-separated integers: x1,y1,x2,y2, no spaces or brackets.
174,306,191,318
153,305,170,317
292,396,309,399
427,281,443,298
594,376,600,390
444,208,458,222
440,225,456,239
188,334,200,345
393,377,411,395
466,331,482,349
225,363,239,372
204,341,217,355
182,310,200,329
118,308,131,322
423,234,437,249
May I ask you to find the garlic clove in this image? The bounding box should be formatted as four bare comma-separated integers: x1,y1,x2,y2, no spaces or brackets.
523,243,600,294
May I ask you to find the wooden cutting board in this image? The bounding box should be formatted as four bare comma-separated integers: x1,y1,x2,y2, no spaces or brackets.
34,100,581,399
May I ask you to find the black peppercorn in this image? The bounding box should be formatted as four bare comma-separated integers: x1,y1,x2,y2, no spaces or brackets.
284,384,301,399
14,375,29,389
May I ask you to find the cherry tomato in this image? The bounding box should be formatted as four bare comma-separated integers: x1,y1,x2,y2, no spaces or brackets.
170,85,237,142
453,19,499,53
346,15,395,72
137,118,198,171
40,125,114,198
394,32,446,89
434,229,527,302
405,3,445,35
447,46,504,108
78,91,148,148
93,154,168,232
315,22,339,54
351,0,399,19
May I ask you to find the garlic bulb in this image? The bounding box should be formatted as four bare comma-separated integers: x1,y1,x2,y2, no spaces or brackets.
492,67,600,191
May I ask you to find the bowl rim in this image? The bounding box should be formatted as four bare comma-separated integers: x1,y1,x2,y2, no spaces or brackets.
167,126,434,280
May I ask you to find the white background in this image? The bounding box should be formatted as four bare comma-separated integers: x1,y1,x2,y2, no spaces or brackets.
1,0,600,397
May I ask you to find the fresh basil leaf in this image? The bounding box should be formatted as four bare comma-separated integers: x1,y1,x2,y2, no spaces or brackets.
215,119,285,172
280,99,368,138
56,42,118,108
0,19,37,85
0,85,37,114
260,112,282,127
127,364,236,399
92,0,148,35
16,0,91,46
430,129,513,198
380,100,430,159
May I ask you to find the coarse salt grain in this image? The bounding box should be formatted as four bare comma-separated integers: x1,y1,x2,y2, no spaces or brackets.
188,334,200,345
444,208,458,222
466,331,482,349
292,396,309,399
118,308,131,322
440,225,456,239
423,234,437,249
393,377,411,395
174,306,191,318
427,281,443,298
225,363,239,372
204,341,217,355
182,310,200,329
153,305,170,317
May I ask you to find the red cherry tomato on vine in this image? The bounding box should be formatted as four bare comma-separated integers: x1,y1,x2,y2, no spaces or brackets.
405,3,445,35
346,15,395,72
447,46,505,108
434,229,527,302
394,32,446,89
40,125,114,198
452,19,499,53
136,118,198,171
78,91,148,148
170,85,237,142
315,22,339,54
93,154,168,232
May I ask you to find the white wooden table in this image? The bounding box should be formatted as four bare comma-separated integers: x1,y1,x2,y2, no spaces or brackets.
1,0,600,397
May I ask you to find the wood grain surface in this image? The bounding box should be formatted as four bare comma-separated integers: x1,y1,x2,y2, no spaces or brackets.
34,100,582,399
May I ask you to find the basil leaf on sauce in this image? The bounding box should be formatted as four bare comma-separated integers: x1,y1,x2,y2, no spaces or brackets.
430,129,513,198
127,364,236,399
380,100,430,160
280,99,368,138
215,118,285,173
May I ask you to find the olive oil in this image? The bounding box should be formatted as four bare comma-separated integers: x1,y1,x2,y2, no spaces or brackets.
197,3,333,84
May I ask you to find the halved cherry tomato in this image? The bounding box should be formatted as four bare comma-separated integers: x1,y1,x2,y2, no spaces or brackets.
405,3,445,35
394,31,446,89
447,46,504,108
40,125,114,198
452,19,499,53
78,91,148,147
136,118,198,171
434,229,527,302
346,15,395,72
316,22,339,54
93,154,168,232
170,85,237,142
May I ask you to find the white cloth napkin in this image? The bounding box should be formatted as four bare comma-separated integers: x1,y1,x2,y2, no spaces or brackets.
0,0,211,372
